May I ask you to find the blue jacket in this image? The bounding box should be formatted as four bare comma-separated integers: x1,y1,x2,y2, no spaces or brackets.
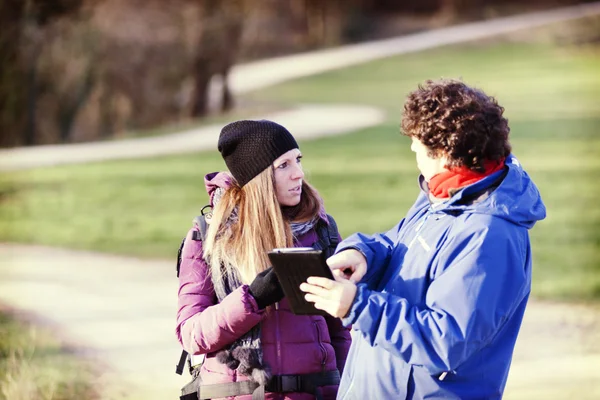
337,155,546,400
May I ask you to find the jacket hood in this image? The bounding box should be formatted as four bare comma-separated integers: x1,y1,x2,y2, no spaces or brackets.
204,171,233,207
434,155,546,229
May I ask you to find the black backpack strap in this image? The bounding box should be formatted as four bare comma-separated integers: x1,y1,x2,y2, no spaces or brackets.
315,214,340,259
176,238,186,278
325,214,339,250
176,349,189,375
195,370,340,400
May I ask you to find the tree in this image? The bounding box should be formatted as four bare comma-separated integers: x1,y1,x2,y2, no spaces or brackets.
190,0,246,117
0,0,86,147
0,0,26,147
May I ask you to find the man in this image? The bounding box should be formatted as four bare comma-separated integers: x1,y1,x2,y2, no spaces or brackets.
300,79,546,399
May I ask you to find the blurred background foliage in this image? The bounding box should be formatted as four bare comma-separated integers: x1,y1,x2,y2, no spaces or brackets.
1,0,597,147
1,10,599,301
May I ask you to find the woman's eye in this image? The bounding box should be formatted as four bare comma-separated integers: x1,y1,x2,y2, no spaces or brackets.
277,162,287,169
297,156,303,163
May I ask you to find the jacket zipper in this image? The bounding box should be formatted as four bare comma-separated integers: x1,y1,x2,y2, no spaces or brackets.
275,302,282,373
338,338,360,400
408,208,433,249
313,321,327,371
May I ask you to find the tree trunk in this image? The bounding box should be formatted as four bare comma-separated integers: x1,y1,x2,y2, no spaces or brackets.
221,65,233,112
24,64,38,146
190,58,211,117
190,0,244,117
0,0,26,147
57,67,94,142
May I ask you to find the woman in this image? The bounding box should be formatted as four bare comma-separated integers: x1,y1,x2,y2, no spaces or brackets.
176,120,351,400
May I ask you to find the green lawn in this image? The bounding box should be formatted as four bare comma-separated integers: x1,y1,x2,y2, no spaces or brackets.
1,35,599,300
0,311,99,400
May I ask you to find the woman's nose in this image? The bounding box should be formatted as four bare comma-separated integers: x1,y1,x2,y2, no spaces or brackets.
291,164,304,180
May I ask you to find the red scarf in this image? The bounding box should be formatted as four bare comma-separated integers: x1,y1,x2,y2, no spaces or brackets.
429,158,505,199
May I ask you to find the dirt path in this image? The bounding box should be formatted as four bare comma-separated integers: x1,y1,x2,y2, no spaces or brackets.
1,244,599,399
504,301,600,399
0,105,385,171
0,244,186,399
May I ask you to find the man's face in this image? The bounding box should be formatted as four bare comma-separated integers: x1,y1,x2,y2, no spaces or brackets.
410,138,448,181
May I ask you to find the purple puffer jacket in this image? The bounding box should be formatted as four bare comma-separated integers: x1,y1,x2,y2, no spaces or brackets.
176,172,351,400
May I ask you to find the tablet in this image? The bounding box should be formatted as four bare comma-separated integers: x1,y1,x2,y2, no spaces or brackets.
267,248,334,315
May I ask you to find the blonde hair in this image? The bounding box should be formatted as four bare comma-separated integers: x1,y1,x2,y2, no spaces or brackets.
204,168,293,286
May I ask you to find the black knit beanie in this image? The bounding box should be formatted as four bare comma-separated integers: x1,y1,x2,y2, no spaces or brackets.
218,120,299,187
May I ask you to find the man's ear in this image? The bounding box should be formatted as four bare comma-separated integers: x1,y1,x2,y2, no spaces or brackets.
439,153,451,172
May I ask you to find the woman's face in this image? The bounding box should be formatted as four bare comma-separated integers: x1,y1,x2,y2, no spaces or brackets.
410,137,448,181
273,148,304,207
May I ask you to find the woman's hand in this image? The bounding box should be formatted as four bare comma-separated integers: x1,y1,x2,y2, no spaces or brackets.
249,267,284,309
300,275,357,318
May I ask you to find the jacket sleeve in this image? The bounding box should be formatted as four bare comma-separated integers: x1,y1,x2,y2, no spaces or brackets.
176,228,265,355
324,225,352,374
336,219,405,288
341,221,530,375
325,315,352,374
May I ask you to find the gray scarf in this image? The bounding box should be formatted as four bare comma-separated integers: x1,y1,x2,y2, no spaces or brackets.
211,190,317,384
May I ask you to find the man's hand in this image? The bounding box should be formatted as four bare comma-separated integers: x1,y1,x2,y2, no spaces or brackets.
299,275,357,318
327,249,367,283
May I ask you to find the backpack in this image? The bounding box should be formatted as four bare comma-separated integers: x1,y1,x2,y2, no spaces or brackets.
175,208,340,377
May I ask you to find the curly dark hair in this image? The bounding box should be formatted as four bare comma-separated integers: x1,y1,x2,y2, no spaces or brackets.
401,79,511,172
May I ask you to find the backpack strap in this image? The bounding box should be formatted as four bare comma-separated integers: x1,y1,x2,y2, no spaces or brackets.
176,349,190,375
192,370,340,400
315,214,340,259
176,238,187,278
191,215,208,241
176,205,212,375
176,208,211,278
325,214,339,249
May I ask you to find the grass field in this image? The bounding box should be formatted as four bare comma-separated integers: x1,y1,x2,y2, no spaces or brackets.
0,311,98,400
1,27,599,300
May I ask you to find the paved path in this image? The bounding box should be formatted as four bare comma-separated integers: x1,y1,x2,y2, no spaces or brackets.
0,245,187,399
227,2,600,94
504,301,600,399
1,2,600,171
0,105,384,171
1,244,599,399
